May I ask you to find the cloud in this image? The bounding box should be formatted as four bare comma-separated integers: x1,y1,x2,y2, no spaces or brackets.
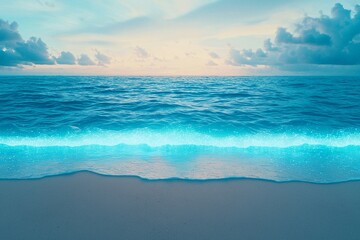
275,27,331,46
227,47,267,66
70,0,310,43
56,51,76,65
177,0,293,26
206,60,217,66
134,46,149,58
209,51,220,59
227,3,360,68
78,54,96,66
0,19,55,66
1,19,112,68
36,0,55,8
263,38,279,52
16,37,55,65
0,20,22,47
95,51,111,65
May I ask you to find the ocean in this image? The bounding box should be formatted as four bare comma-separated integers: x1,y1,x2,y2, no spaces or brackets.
0,76,359,183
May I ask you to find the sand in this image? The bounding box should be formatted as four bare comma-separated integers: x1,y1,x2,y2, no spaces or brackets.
0,172,360,240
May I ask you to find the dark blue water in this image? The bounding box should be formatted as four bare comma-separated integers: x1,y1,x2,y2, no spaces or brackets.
0,76,359,182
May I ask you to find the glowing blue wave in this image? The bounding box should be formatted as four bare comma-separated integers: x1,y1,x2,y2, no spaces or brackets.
1,130,360,148
1,76,360,183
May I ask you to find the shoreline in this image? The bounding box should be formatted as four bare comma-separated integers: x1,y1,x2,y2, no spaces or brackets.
2,170,360,184
1,172,360,240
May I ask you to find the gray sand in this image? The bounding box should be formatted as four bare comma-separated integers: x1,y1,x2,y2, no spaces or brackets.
0,172,360,240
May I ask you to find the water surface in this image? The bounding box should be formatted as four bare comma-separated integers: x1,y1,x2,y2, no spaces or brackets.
1,76,359,182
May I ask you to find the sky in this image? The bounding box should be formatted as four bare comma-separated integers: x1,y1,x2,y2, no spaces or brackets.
1,0,360,75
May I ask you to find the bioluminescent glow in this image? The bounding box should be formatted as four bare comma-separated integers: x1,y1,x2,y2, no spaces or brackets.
0,76,359,183
1,130,360,148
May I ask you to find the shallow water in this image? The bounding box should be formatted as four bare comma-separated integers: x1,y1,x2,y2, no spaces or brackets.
0,76,359,182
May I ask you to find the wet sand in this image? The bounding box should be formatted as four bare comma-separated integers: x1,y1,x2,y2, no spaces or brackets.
0,172,360,240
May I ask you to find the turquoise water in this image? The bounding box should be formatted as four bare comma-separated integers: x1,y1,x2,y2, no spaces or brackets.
0,76,359,182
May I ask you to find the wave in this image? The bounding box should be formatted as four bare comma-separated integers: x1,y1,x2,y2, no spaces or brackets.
1,129,360,148
1,129,360,183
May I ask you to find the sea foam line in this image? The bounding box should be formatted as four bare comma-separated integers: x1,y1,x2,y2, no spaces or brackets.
1,130,360,148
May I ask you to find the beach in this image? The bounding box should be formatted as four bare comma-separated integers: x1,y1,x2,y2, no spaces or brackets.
1,172,359,240
2,1,360,239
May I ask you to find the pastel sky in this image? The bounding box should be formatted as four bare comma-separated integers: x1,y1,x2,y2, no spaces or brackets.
1,0,360,75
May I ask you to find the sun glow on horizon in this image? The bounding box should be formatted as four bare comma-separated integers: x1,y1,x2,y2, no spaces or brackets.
1,0,360,75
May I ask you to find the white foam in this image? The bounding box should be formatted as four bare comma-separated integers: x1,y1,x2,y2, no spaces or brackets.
1,129,360,148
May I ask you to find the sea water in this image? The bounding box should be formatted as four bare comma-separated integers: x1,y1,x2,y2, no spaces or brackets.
0,76,359,183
